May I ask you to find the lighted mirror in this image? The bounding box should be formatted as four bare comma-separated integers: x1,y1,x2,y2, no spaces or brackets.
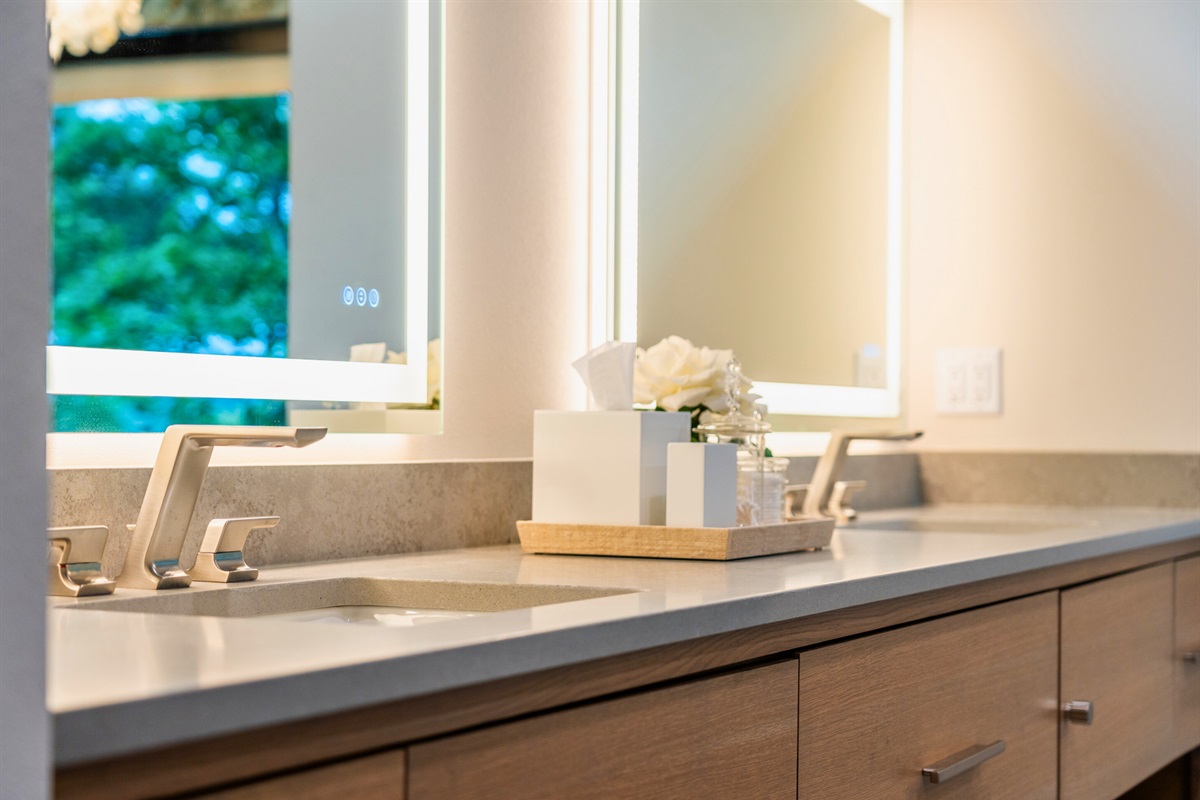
47,0,443,434
606,0,903,418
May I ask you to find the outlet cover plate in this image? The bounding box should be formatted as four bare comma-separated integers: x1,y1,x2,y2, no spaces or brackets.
936,348,1002,415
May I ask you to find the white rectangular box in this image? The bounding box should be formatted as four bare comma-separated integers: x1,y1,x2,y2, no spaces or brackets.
532,410,690,526
666,443,737,528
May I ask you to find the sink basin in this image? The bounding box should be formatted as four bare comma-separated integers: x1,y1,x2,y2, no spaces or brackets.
848,518,1070,534
62,577,637,627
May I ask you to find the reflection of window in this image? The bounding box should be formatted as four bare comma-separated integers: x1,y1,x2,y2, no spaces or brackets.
51,94,290,431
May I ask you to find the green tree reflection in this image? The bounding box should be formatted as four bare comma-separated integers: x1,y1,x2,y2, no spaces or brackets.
51,94,290,431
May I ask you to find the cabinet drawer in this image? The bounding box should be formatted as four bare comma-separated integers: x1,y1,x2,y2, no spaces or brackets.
1060,563,1175,800
1174,555,1200,755
196,748,405,799
797,591,1059,800
408,660,797,800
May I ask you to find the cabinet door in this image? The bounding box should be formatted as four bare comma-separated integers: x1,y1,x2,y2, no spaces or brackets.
408,660,797,800
196,748,405,799
1175,555,1200,756
1060,563,1176,800
797,591,1059,800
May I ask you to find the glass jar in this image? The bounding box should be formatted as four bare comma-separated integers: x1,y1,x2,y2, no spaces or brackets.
737,455,789,527
693,357,789,526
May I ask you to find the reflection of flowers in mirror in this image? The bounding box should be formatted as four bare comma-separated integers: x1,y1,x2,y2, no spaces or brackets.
633,335,758,426
386,338,442,409
46,0,145,61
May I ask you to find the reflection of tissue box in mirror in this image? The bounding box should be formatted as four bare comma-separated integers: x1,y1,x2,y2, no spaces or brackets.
533,410,690,526
666,443,737,528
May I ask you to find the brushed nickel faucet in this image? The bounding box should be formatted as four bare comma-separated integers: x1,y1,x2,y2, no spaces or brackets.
117,425,326,590
799,430,922,523
47,526,117,597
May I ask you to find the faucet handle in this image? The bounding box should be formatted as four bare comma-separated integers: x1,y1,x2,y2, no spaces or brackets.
828,480,868,523
784,485,810,520
189,516,279,583
47,526,116,597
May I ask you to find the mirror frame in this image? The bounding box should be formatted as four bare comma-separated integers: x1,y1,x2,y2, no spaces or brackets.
596,0,905,418
47,0,441,408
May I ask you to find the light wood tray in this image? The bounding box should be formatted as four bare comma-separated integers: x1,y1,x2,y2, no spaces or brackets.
516,517,835,561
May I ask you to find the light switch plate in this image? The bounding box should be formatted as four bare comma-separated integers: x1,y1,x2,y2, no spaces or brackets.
936,348,1002,414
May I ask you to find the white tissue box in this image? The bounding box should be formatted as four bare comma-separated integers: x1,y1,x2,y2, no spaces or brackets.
666,443,737,528
533,410,691,526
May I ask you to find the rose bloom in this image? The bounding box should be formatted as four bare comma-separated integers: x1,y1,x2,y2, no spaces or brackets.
634,335,752,412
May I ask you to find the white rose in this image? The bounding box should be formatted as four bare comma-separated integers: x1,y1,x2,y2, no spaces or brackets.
634,335,750,412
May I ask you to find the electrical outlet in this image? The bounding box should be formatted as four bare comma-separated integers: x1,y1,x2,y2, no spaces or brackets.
937,348,1002,414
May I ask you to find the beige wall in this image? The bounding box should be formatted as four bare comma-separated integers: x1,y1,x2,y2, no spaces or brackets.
407,0,590,459
906,0,1200,453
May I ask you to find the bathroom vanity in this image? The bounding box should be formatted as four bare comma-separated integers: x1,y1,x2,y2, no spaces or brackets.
50,506,1200,799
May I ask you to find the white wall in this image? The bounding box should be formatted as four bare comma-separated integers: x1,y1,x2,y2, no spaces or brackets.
0,0,50,796
906,0,1200,453
420,0,590,459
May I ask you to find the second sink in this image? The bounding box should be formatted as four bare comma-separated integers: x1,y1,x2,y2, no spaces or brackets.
848,518,1072,534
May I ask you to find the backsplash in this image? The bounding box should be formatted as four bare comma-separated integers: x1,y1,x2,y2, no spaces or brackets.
918,453,1200,508
48,451,1197,578
50,454,921,574
50,461,532,577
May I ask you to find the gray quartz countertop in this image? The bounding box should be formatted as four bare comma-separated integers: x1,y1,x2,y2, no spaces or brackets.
49,504,1200,766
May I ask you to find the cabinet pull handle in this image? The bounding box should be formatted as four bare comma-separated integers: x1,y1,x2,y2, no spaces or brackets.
921,740,1006,784
1184,652,1200,664
1063,700,1094,724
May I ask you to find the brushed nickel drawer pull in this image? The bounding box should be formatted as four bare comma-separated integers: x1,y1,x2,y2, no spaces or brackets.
1063,700,1094,724
921,740,1006,784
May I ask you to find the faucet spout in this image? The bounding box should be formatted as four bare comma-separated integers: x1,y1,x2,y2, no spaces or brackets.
117,425,326,590
800,429,922,521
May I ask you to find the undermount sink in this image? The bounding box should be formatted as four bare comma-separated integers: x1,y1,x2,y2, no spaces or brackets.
62,577,637,627
847,518,1072,534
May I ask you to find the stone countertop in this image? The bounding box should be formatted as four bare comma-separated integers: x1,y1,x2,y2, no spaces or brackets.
49,504,1200,766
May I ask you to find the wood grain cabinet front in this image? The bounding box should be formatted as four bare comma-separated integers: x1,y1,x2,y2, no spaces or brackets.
1174,555,1200,757
407,660,798,800
796,591,1060,800
1060,562,1177,800
195,748,406,799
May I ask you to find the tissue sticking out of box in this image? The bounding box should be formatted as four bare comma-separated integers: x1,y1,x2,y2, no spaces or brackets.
572,341,638,410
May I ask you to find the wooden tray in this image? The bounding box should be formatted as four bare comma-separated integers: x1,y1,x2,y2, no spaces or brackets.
516,517,835,561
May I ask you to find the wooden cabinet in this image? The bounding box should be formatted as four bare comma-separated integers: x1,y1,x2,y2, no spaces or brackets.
197,748,406,799
1060,563,1177,800
1175,555,1200,757
407,660,797,800
796,591,1059,800
55,539,1200,800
